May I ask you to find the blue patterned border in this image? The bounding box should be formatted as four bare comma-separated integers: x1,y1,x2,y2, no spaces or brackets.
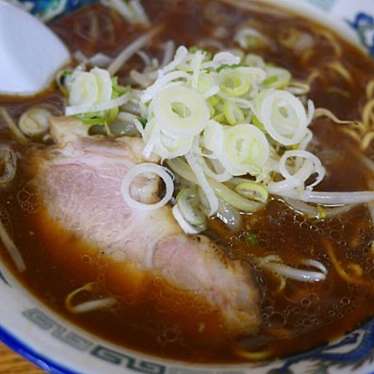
0,325,80,374
21,308,168,374
348,12,374,55
16,307,374,374
14,0,95,21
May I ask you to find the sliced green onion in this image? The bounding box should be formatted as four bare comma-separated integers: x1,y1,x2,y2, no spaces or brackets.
212,51,241,67
167,158,197,184
121,163,174,211
244,54,265,68
269,150,326,194
69,68,112,107
221,124,270,176
216,63,242,73
176,188,207,228
142,71,190,103
255,89,308,146
186,150,219,216
191,50,205,89
197,73,219,98
223,100,245,125
202,121,224,154
93,44,331,231
203,122,270,177
152,85,210,137
161,46,189,75
167,158,262,213
212,180,262,213
219,67,251,97
235,182,269,203
201,157,232,182
263,66,291,89
66,93,129,117
143,120,194,159
172,205,203,235
65,67,129,120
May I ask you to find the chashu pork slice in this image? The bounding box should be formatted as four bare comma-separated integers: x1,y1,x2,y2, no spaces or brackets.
29,117,260,336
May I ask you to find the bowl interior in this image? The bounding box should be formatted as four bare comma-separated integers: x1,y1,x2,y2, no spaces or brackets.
0,1,373,374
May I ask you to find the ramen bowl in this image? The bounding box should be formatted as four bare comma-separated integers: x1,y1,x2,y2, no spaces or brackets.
0,1,374,373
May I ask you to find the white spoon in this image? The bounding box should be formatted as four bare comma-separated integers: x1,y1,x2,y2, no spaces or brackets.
0,1,70,96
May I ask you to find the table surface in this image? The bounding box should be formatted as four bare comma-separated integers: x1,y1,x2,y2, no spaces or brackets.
0,343,42,374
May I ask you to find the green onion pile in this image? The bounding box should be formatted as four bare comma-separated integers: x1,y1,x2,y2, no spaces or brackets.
61,45,374,234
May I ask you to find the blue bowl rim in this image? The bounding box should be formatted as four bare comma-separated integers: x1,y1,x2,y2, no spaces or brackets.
0,324,79,374
0,1,373,373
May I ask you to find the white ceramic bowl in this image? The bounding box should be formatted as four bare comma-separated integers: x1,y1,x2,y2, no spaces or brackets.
0,1,373,373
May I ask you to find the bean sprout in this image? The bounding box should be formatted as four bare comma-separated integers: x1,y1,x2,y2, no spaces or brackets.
65,283,117,314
